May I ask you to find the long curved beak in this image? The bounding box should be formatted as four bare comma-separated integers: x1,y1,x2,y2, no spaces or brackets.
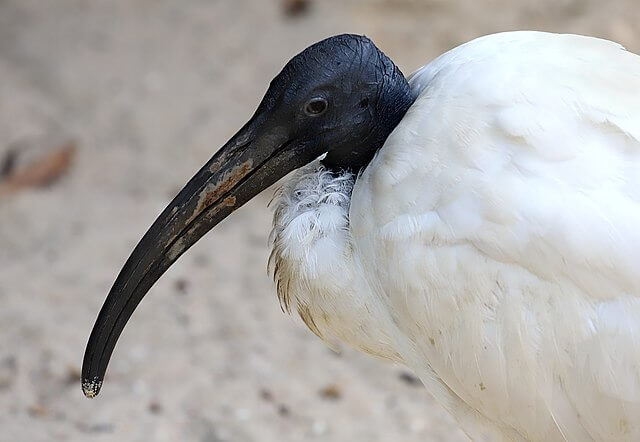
81,113,313,398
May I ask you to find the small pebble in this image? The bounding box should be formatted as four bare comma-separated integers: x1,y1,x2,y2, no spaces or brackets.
398,371,421,386
65,364,81,385
259,388,274,402
174,278,189,294
319,384,342,400
277,404,290,417
148,401,163,415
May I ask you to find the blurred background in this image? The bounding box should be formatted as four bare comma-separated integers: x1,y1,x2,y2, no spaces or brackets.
0,1,638,441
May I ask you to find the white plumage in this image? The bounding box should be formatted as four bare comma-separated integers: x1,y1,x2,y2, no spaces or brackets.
270,32,640,441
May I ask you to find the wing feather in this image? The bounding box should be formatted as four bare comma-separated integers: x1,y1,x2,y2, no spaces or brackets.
352,32,640,440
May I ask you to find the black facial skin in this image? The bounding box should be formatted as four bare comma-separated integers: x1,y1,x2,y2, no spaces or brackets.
81,34,417,398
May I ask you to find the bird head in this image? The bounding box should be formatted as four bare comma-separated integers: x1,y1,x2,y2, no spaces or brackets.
81,34,416,398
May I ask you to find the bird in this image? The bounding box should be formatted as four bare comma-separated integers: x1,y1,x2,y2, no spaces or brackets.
82,31,640,441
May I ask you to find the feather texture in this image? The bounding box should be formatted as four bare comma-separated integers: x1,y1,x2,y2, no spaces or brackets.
271,32,640,441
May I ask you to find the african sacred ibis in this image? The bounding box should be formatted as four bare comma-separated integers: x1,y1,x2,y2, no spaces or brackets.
83,31,640,441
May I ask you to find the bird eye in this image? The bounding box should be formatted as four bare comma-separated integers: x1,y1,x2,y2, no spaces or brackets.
304,97,328,116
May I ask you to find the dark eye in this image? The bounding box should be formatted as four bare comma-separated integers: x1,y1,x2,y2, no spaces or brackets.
304,97,328,116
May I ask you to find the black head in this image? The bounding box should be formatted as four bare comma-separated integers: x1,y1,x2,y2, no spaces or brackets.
81,34,416,398
257,34,416,171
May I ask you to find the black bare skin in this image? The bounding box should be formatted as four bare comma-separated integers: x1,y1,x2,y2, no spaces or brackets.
81,34,417,398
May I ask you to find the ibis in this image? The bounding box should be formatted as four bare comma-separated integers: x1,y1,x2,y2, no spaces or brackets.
82,31,640,441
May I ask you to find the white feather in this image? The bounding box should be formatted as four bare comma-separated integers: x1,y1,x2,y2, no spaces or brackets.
271,32,640,441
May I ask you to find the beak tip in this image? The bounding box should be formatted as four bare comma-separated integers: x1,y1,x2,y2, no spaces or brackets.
82,377,103,399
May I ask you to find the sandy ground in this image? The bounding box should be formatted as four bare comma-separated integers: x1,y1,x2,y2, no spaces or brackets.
1,1,639,441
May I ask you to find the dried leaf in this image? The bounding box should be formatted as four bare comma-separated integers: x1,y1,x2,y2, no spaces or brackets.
0,141,76,197
27,403,48,418
318,383,342,400
282,0,311,17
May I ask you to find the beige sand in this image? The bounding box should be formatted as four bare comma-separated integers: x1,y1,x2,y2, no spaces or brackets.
1,1,638,440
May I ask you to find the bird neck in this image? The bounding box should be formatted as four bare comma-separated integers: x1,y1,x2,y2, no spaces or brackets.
322,67,417,174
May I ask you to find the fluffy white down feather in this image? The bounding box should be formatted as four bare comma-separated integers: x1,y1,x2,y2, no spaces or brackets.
271,32,640,441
